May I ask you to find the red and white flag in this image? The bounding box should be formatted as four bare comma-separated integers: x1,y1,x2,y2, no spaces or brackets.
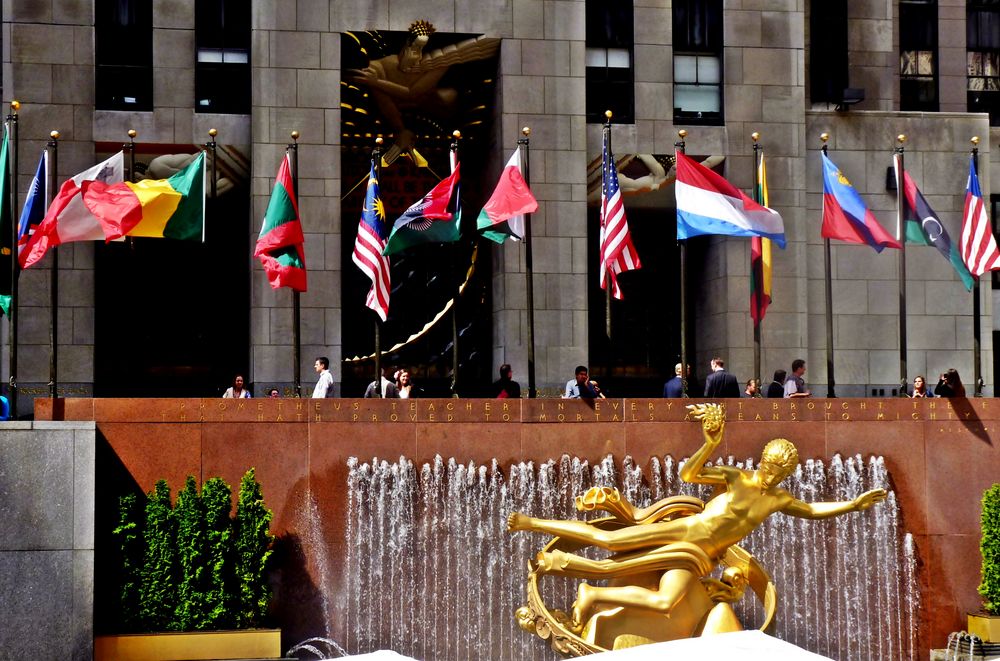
599,127,640,299
960,154,1000,277
20,152,124,268
476,148,537,243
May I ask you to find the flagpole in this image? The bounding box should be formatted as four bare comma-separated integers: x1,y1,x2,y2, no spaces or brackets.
895,134,908,396
289,130,302,397
675,129,688,396
519,126,537,398
820,133,837,398
972,136,984,397
450,130,461,397
48,131,59,399
8,100,19,417
372,137,383,398
751,132,762,392
603,111,613,343
208,128,218,200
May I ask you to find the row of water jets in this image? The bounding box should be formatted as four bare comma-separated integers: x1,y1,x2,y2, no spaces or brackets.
289,453,918,660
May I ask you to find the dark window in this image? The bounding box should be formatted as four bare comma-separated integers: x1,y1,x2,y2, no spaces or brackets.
900,0,938,111
809,0,848,104
196,0,251,114
968,0,1000,125
673,0,723,125
95,0,153,110
586,0,634,124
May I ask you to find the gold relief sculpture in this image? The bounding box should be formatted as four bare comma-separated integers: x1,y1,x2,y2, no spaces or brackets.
346,20,500,166
508,403,887,654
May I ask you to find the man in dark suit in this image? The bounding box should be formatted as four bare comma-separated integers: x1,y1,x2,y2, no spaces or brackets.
663,363,689,397
704,357,740,398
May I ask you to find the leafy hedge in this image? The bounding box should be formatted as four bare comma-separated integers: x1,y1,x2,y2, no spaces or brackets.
980,484,1000,614
112,469,274,632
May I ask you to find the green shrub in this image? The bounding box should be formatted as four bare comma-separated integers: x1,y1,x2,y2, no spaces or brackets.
174,476,206,630
112,492,144,631
233,468,275,628
140,480,178,631
201,477,234,629
114,470,273,632
980,484,1000,614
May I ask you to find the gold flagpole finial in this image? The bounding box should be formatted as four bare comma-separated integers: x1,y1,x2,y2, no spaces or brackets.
208,128,218,138
49,130,60,140
820,133,830,143
127,129,137,139
677,129,687,139
971,136,980,146
452,130,461,140
522,126,530,137
375,136,383,146
605,110,612,120
897,134,906,145
751,131,760,143
291,130,300,142
10,100,20,112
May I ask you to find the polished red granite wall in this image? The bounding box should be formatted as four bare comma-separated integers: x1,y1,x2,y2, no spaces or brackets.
40,396,1000,654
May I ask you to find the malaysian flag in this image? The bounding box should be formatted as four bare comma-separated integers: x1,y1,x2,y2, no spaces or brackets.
960,154,1000,277
599,129,640,299
352,160,391,321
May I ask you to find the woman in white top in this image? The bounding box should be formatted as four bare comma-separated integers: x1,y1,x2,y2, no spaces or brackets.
223,374,251,399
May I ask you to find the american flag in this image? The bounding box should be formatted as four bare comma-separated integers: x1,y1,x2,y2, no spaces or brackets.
599,127,641,299
960,154,1000,277
352,160,391,321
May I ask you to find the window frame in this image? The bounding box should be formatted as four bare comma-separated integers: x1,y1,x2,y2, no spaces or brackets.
585,0,635,124
672,0,724,126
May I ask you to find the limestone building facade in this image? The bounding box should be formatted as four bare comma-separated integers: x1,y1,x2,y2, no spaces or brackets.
3,0,998,404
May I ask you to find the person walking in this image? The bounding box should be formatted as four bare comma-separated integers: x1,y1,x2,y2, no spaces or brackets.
703,358,740,398
312,357,336,398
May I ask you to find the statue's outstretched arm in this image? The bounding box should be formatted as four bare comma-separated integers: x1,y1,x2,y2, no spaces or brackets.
782,488,887,520
680,403,727,485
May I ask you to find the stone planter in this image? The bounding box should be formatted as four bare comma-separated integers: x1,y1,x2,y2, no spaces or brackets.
94,628,281,661
969,612,1000,643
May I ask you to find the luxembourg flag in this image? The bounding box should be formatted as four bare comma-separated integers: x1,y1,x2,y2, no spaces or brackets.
675,151,785,248
821,152,901,252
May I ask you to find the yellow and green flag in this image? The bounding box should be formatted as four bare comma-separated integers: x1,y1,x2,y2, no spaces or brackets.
81,152,205,242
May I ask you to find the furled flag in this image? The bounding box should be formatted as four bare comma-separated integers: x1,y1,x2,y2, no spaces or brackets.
0,124,11,316
599,129,640,300
894,153,974,290
18,151,47,256
960,154,1000,278
20,151,125,269
675,151,786,247
821,152,901,252
383,165,461,255
352,161,391,321
255,154,307,292
81,152,205,242
750,153,774,327
476,148,537,243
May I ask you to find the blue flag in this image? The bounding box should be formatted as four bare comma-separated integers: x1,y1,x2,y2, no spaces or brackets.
18,151,47,256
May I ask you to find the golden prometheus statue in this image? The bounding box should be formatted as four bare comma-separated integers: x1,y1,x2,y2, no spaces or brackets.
507,403,887,654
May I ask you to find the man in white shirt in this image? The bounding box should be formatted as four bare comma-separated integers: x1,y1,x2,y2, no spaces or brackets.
312,356,336,398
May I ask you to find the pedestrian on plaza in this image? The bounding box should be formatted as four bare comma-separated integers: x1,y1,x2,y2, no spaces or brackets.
491,364,521,398
365,366,400,398
783,360,810,398
766,370,786,398
909,375,934,398
268,388,280,398
312,357,336,398
703,357,740,398
223,374,251,399
564,365,605,399
663,363,689,398
934,369,966,397
744,379,762,398
397,369,423,398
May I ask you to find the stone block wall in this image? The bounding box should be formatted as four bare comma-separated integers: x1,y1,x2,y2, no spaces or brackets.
0,421,96,660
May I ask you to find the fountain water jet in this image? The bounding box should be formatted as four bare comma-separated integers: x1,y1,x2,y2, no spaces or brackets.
294,453,917,660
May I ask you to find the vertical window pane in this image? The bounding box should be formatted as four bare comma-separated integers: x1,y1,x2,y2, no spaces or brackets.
698,56,720,84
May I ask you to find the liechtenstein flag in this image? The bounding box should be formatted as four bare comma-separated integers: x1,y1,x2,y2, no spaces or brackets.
821,152,901,252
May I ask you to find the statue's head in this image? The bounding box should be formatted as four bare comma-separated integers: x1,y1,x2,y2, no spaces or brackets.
757,438,799,488
399,21,436,71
